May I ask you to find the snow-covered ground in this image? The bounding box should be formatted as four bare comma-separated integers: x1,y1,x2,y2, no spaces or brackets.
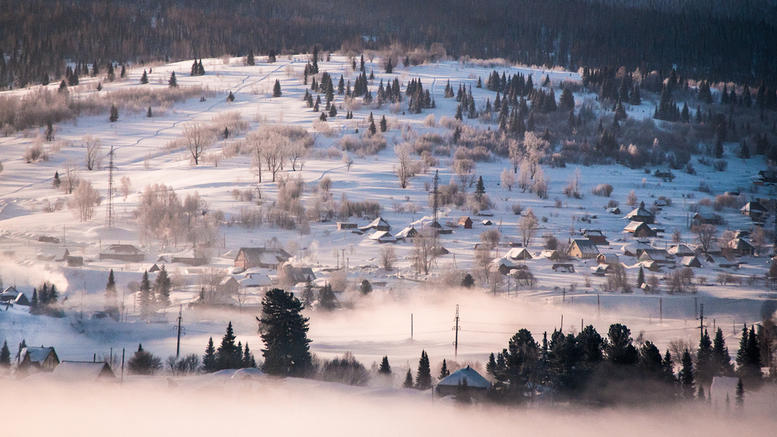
1,54,775,370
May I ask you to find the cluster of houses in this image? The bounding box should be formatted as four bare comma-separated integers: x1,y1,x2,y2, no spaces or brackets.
4,345,116,382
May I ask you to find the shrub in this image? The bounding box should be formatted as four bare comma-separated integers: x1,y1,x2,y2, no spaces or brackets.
511,203,523,215
319,352,369,386
713,160,728,171
592,183,614,197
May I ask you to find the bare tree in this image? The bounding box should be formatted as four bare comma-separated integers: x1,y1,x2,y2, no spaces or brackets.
247,131,264,183
380,246,396,271
532,167,548,199
627,189,638,207
62,161,80,194
519,208,538,248
260,131,287,182
453,158,475,187
287,141,306,171
500,168,515,191
508,138,521,174
183,123,215,165
394,143,416,189
518,159,531,192
413,229,437,275
68,180,100,221
693,224,717,253
480,229,501,253
83,136,102,170
120,176,132,200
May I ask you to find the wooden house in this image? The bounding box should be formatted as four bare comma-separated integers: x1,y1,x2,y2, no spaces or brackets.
623,202,654,224
727,238,755,256
436,365,491,398
234,247,291,270
336,222,358,230
741,201,766,221
359,217,391,232
19,346,60,372
567,239,600,259
100,244,144,262
624,221,657,238
52,361,116,381
458,216,473,229
395,226,419,240
582,229,609,245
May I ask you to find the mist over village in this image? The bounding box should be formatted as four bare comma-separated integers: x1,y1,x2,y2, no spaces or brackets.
1,1,777,435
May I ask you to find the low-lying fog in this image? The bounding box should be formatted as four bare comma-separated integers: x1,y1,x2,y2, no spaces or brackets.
1,374,773,437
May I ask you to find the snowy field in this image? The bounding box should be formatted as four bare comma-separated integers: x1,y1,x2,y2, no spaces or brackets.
1,54,775,372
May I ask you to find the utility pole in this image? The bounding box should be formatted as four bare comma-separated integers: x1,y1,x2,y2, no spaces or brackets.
698,303,705,341
410,313,414,341
176,305,183,359
432,170,439,225
453,304,460,358
560,314,564,332
106,146,115,228
121,347,125,384
659,297,663,323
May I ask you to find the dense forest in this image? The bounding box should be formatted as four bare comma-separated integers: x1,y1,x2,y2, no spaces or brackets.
0,0,775,89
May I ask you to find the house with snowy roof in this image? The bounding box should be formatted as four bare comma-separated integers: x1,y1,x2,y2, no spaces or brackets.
436,365,490,398
19,346,60,372
234,247,291,270
52,361,116,381
100,244,144,262
359,217,390,232
567,239,599,259
623,202,654,224
623,221,657,238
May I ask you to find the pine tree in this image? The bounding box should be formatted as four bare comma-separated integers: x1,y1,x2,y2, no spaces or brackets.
439,359,450,379
637,265,645,287
53,171,61,188
202,337,217,372
378,356,391,375
140,70,148,84
679,349,695,399
385,57,393,74
712,328,733,376
714,138,724,158
246,51,255,66
29,289,39,314
147,106,152,118
120,65,126,78
268,50,276,63
168,71,177,88
154,266,171,308
318,283,337,310
109,104,119,122
139,270,152,318
259,288,312,376
0,340,10,368
735,378,744,407
403,369,414,388
696,329,714,385
415,350,432,390
242,343,256,368
380,115,387,132
368,113,377,135
105,269,117,316
227,91,235,102
216,321,240,370
273,79,282,97
107,63,115,81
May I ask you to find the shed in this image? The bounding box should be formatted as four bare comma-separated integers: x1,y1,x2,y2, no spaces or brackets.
19,346,60,371
234,247,291,270
481,219,493,226
596,253,619,265
727,238,755,257
567,239,600,259
336,222,358,230
359,217,391,232
170,249,207,266
458,216,473,229
52,361,116,381
436,365,490,397
623,202,654,223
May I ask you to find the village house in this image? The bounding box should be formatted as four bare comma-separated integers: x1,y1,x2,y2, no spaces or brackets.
458,216,473,229
19,346,60,372
169,249,208,266
567,239,600,259
681,256,702,268
395,226,419,240
692,211,723,226
280,263,316,286
436,365,491,398
0,286,29,306
369,230,396,243
582,229,609,245
359,217,391,232
99,244,144,262
622,241,652,257
52,361,116,381
596,253,619,265
727,238,755,257
234,247,291,270
740,201,767,221
668,244,695,257
638,249,673,264
505,247,533,261
623,202,655,224
623,221,657,238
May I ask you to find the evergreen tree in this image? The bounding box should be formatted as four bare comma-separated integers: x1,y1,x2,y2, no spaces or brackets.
109,104,119,122
146,106,152,117
475,176,485,200
246,50,255,66
415,350,432,389
273,79,282,97
385,57,393,74
328,104,337,118
605,323,638,365
120,65,126,78
154,266,171,308
0,340,10,368
168,71,177,88
696,329,714,385
739,140,750,159
679,349,695,399
139,270,152,318
403,369,414,388
140,70,148,84
461,273,475,288
712,327,733,376
559,88,574,112
227,91,235,102
107,63,115,81
368,112,377,135
714,138,724,158
736,325,762,384
53,171,60,188
216,321,241,370
378,356,391,375
259,288,312,376
439,359,450,379
380,115,387,132
268,50,276,63
242,343,257,368
29,289,39,314
637,265,645,287
127,344,162,375
318,283,338,310
735,378,744,407
105,269,117,316
359,279,372,295
202,337,217,372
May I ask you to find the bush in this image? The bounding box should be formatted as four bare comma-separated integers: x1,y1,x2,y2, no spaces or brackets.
319,352,369,386
127,344,162,375
511,202,523,215
340,133,386,156
713,160,728,171
338,197,381,218
23,141,47,163
592,183,614,197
